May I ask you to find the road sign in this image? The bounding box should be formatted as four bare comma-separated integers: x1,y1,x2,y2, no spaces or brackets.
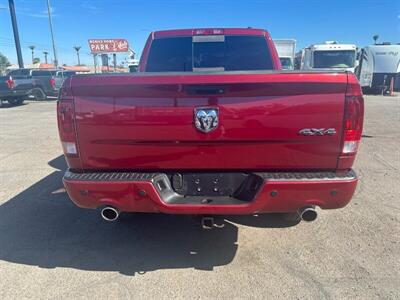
88,39,129,53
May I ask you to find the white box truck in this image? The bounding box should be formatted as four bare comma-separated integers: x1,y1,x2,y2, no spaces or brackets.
273,39,296,70
299,41,358,73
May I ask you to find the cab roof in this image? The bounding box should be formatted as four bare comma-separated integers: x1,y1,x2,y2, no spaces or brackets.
309,44,357,51
153,28,269,39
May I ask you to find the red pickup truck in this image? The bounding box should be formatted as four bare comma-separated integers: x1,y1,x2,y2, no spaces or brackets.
58,28,363,225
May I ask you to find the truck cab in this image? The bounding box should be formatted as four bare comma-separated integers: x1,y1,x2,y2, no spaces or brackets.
300,41,358,73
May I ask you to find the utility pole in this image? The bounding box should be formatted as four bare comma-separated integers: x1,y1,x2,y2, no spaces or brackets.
8,0,24,68
43,51,48,64
93,54,97,73
113,53,117,72
47,0,58,67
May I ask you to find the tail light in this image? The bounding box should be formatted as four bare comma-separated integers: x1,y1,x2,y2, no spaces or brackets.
194,28,224,35
57,80,78,157
342,82,364,155
6,78,15,89
50,78,56,89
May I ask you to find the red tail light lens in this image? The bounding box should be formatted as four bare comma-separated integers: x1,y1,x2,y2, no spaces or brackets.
57,100,78,157
50,78,56,89
6,78,15,89
342,83,364,155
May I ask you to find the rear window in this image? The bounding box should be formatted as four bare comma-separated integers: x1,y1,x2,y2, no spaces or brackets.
32,70,57,76
7,69,30,76
56,71,76,77
145,35,273,72
7,69,22,76
313,50,356,68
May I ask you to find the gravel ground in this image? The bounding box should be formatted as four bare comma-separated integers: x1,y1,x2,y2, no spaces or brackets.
0,95,399,299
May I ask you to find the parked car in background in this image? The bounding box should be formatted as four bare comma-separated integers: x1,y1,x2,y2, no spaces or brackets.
59,28,364,225
5,68,58,101
356,43,400,94
54,70,76,91
0,74,31,106
274,39,296,70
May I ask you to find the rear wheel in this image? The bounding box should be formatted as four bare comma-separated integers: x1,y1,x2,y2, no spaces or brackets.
31,88,47,101
7,97,24,106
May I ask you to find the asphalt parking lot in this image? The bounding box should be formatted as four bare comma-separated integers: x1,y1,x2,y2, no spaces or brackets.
0,95,399,299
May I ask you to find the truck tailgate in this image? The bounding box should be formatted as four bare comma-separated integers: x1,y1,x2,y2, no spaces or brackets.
71,72,348,170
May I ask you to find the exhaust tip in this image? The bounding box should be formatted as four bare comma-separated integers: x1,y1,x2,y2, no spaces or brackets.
299,207,318,222
101,206,119,222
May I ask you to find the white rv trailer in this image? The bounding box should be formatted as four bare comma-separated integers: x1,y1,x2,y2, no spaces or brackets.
300,41,358,72
357,44,400,93
273,39,296,70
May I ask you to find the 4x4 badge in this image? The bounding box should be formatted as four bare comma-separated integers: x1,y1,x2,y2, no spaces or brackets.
299,128,337,136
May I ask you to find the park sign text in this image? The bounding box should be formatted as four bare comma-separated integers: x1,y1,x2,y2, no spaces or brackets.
88,39,129,53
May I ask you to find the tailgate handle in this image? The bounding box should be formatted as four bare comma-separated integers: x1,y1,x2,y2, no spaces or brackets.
184,85,226,95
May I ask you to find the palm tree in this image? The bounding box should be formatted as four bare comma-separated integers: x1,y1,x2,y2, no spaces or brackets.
43,51,49,64
73,46,81,65
28,45,35,64
373,35,379,45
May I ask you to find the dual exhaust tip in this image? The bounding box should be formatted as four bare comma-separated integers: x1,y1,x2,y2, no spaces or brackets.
298,206,318,222
101,206,119,222
100,206,318,223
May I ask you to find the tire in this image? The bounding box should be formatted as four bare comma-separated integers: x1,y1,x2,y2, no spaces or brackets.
7,97,24,106
31,88,47,101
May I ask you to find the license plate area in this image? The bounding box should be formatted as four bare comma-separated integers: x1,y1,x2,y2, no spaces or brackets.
171,173,250,196
152,173,264,205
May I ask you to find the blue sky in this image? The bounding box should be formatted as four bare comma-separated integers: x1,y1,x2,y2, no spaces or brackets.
0,0,399,66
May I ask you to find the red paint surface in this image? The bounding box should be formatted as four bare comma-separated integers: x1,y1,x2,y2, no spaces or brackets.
69,72,349,171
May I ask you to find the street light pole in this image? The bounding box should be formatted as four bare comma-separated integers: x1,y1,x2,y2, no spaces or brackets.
8,0,24,68
47,0,58,67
